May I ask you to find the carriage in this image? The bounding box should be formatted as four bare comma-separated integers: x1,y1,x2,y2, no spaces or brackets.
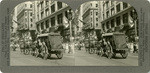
36,32,64,60
98,32,129,59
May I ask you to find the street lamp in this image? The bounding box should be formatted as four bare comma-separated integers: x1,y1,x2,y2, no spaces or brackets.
68,9,74,54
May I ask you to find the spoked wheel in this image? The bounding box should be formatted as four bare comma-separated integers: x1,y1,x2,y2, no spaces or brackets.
99,48,104,57
35,49,39,57
113,53,116,58
107,52,113,59
43,53,48,60
24,49,29,55
56,52,63,59
106,48,113,59
121,50,128,59
89,48,94,54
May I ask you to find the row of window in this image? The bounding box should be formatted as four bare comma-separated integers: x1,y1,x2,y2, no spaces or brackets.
103,2,128,20
37,11,69,31
102,13,128,31
37,2,63,20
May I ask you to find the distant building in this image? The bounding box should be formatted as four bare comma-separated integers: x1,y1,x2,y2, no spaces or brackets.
11,8,18,34
74,5,83,37
16,1,34,40
99,1,138,42
100,1,137,33
81,1,101,39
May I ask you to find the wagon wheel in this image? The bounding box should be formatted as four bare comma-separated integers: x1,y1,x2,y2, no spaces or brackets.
24,49,29,55
35,48,39,57
56,51,63,59
113,53,116,58
99,48,104,57
121,50,128,59
106,47,113,59
89,48,94,54
43,53,48,60
43,48,49,60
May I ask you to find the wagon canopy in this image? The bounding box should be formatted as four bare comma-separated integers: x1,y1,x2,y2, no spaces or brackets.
48,33,63,50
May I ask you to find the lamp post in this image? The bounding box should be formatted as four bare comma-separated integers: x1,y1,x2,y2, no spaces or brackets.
68,9,74,54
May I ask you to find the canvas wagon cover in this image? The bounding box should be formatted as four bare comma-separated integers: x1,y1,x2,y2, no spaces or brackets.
113,34,127,50
48,35,63,49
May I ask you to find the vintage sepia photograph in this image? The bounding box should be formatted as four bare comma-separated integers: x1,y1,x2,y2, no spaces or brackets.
10,0,139,66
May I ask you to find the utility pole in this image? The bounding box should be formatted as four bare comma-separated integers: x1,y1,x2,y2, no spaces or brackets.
68,9,74,54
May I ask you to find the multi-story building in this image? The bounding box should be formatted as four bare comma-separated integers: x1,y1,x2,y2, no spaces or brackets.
16,1,35,40
33,1,72,34
100,1,137,33
99,1,138,42
11,8,18,34
75,5,83,36
82,1,101,39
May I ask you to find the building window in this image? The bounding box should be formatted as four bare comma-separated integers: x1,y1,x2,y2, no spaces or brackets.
106,11,109,18
41,1,44,9
102,23,105,31
91,3,92,6
30,4,32,8
57,2,62,10
65,11,68,19
51,17,55,26
111,19,114,27
96,18,98,21
31,24,33,27
116,16,121,26
111,8,115,15
106,21,109,29
91,12,92,15
37,15,39,20
96,23,98,27
96,4,98,7
106,1,109,9
103,4,105,11
45,20,49,28
30,13,32,16
57,13,63,24
41,22,44,30
41,12,44,19
91,23,92,27
30,19,32,22
25,12,27,16
46,1,49,6
123,2,128,9
45,9,49,16
25,18,27,22
96,12,98,16
51,4,55,13
116,4,120,12
111,1,114,6
103,14,105,20
123,13,128,24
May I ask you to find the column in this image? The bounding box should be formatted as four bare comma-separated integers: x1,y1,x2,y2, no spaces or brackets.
120,15,123,25
55,16,57,26
63,12,66,24
49,18,51,28
55,1,58,11
120,2,123,11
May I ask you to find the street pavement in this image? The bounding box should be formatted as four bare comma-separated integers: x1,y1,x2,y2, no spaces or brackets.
10,48,138,66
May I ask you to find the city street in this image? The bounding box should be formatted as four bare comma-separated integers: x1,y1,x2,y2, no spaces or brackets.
10,48,138,66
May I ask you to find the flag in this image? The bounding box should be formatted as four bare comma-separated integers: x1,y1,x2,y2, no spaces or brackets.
79,19,87,24
13,20,21,25
63,16,69,28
